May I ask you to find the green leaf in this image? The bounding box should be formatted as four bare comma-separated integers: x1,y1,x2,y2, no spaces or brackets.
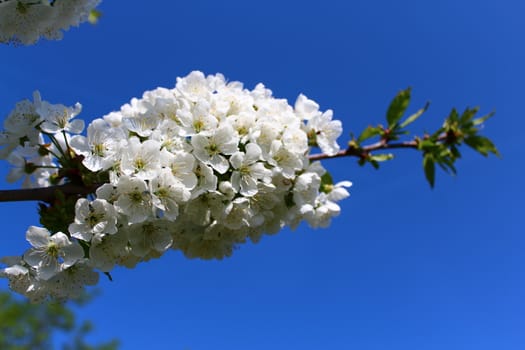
369,160,380,169
446,108,460,124
400,101,430,128
386,88,411,128
357,126,382,143
423,153,436,188
464,135,500,157
458,107,479,125
449,145,462,159
436,157,457,175
472,111,495,126
370,153,394,162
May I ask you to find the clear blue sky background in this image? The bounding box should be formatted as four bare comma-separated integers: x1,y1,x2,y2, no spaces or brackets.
0,1,523,349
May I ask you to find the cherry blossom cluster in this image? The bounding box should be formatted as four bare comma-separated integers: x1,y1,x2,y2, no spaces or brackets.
0,0,100,45
0,71,351,302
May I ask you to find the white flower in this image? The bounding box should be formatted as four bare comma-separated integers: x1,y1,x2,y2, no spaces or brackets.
160,149,198,189
301,193,342,229
120,138,162,180
2,91,41,134
151,120,191,154
46,260,99,300
5,143,54,188
218,181,236,200
36,99,84,134
70,118,126,171
250,122,281,156
229,111,256,142
191,123,239,174
89,231,129,272
219,197,253,230
282,127,308,154
293,172,321,208
0,92,42,158
306,110,342,156
0,1,54,45
95,183,119,202
0,257,32,296
0,258,49,303
294,94,320,120
230,143,271,196
23,226,84,280
268,140,305,179
114,176,152,224
177,98,219,136
327,181,352,202
0,0,102,45
192,161,218,197
127,221,173,257
122,110,161,138
176,70,217,102
68,198,118,242
182,193,217,226
150,168,191,220
0,71,352,302
103,111,123,127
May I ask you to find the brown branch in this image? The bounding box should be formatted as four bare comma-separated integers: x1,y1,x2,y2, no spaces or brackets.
0,183,100,203
308,140,418,161
0,134,452,203
308,133,449,161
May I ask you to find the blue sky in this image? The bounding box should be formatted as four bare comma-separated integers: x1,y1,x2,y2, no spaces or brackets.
0,1,523,349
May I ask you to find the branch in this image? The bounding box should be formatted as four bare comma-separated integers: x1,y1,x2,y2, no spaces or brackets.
309,140,414,161
308,134,447,162
0,87,500,202
0,183,99,203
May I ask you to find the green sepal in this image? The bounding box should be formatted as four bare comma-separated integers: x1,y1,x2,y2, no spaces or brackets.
417,138,437,152
320,172,334,194
284,191,295,208
104,272,113,282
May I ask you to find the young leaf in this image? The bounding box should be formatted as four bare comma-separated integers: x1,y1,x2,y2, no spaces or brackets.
472,111,495,126
423,153,436,188
458,107,479,125
386,88,411,128
370,153,394,162
357,126,382,143
400,101,430,129
464,135,500,157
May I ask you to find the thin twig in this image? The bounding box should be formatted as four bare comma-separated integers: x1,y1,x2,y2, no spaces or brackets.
308,133,448,161
308,140,419,161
